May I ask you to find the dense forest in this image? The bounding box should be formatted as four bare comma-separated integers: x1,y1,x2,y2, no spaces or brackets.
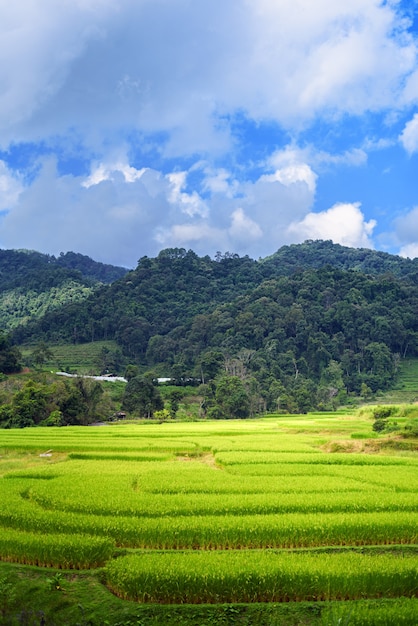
0,249,128,330
4,240,418,418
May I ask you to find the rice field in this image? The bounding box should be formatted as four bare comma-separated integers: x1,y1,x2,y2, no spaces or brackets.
0,413,417,619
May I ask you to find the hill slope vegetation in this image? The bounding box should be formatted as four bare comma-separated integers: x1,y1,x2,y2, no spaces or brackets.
6,241,418,415
0,249,128,330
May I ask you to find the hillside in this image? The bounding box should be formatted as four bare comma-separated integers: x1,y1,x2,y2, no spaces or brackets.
375,358,418,404
262,240,418,280
0,249,128,330
9,241,418,414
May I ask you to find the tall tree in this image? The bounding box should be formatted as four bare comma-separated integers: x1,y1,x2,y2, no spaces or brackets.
122,376,163,418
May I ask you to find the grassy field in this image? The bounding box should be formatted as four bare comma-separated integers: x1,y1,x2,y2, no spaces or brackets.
375,357,418,404
0,413,417,625
21,340,120,375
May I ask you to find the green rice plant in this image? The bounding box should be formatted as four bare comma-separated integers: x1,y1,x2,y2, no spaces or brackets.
0,414,417,592
68,452,172,461
1,477,416,549
25,478,417,517
320,598,418,626
0,528,114,568
215,451,418,466
105,550,418,604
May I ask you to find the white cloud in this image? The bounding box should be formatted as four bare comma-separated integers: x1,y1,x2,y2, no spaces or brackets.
1,0,416,263
287,202,376,248
0,158,171,266
82,162,148,187
399,243,418,259
268,144,367,175
0,0,416,153
202,168,237,197
229,208,263,242
167,172,209,218
0,1,117,146
0,161,23,211
261,164,317,194
0,153,319,265
156,223,226,251
394,206,418,246
399,114,418,154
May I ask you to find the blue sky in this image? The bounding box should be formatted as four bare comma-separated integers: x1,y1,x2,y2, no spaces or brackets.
1,0,418,268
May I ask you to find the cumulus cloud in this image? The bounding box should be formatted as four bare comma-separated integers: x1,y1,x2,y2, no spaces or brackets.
2,1,418,262
229,208,263,242
399,114,418,154
0,161,23,211
267,144,367,177
0,152,319,266
0,158,172,266
286,202,376,248
394,206,418,251
399,243,418,259
0,0,416,153
0,1,117,146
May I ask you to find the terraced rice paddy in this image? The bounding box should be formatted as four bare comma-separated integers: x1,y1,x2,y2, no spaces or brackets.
0,413,417,619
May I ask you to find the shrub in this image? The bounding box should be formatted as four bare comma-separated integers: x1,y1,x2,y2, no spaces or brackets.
372,406,398,420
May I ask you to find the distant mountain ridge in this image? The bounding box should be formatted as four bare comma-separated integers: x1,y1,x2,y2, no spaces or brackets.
0,248,128,331
0,249,128,292
7,240,418,413
261,240,418,280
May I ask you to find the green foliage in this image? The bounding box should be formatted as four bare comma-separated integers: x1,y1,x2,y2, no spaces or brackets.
0,574,16,620
124,364,140,381
0,415,416,622
25,339,121,374
30,341,54,368
261,239,418,280
105,550,418,604
403,418,418,438
46,571,66,591
55,250,128,283
0,248,126,334
214,375,250,419
8,241,418,413
122,376,164,417
372,419,388,433
370,406,400,434
0,332,21,374
96,345,125,374
372,406,399,420
166,388,183,418
0,280,94,331
0,375,116,428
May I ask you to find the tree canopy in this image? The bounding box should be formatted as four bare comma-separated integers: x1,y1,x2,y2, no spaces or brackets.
7,241,418,414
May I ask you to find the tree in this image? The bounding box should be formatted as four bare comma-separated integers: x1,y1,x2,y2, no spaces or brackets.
30,342,54,368
96,346,124,375
317,360,346,410
122,376,163,418
124,364,140,381
214,375,250,419
167,389,183,418
54,377,105,425
0,380,50,428
0,332,21,374
197,350,224,383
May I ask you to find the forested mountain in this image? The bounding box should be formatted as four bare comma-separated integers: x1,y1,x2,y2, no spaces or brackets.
55,251,129,284
0,249,128,330
9,241,418,414
262,240,418,279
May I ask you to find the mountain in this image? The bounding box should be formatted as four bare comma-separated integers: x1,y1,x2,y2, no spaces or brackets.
54,251,129,284
9,242,418,414
0,249,128,330
261,239,418,279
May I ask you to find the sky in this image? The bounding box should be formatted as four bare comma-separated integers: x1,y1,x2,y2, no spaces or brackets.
1,0,418,268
